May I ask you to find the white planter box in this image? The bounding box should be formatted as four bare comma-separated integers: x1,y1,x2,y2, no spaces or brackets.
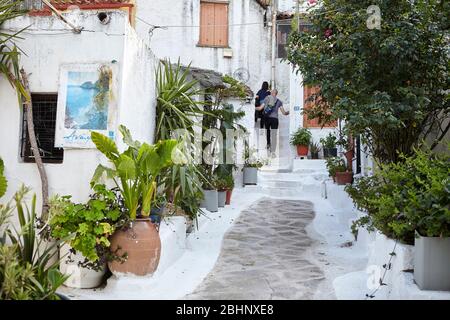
59,244,106,289
414,232,450,291
243,167,258,185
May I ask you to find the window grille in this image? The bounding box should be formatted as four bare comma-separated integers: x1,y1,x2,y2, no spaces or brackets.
21,94,64,163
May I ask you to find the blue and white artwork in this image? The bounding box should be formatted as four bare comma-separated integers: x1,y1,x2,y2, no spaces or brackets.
65,71,108,130
55,64,117,149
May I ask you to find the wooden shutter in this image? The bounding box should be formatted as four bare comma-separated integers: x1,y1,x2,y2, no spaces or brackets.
200,2,215,46
199,1,228,47
303,86,337,128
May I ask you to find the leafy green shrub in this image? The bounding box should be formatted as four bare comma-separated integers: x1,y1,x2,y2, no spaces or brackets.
1,185,68,300
347,148,450,244
49,184,125,269
320,133,337,149
91,125,177,220
325,157,346,177
290,128,312,146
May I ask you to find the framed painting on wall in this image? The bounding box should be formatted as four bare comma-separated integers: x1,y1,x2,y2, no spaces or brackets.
55,63,119,148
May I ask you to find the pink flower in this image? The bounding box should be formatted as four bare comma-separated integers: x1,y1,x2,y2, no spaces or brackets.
324,29,333,38
308,0,317,4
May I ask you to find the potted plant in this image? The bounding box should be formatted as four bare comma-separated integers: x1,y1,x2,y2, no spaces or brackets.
320,133,338,158
290,127,312,156
91,125,177,276
199,169,219,213
215,176,228,208
150,194,167,225
335,169,353,185
48,184,125,288
347,148,450,290
243,147,264,185
309,141,321,159
337,133,354,171
224,174,235,205
325,157,348,183
1,185,69,300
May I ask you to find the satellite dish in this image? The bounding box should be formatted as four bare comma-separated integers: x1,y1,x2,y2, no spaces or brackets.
233,68,250,83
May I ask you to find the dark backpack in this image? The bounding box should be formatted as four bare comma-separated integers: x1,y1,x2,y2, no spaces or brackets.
263,98,278,116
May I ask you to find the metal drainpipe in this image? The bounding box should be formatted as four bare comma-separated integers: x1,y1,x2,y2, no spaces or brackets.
271,0,277,89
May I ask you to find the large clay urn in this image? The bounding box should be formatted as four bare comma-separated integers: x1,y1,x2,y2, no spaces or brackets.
108,218,161,276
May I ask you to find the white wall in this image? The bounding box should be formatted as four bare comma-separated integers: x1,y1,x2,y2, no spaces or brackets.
117,24,157,148
135,0,273,99
0,11,157,210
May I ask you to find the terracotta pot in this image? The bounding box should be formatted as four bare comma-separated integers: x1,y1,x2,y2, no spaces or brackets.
225,189,233,205
108,218,161,276
296,145,309,156
335,171,353,185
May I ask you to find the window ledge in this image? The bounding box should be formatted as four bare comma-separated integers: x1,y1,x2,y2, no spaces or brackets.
196,43,230,49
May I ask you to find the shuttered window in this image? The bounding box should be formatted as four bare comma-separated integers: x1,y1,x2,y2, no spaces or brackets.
199,1,229,47
303,86,337,128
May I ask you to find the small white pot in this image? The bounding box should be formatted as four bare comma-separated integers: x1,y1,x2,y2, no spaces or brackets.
243,167,258,185
59,244,106,289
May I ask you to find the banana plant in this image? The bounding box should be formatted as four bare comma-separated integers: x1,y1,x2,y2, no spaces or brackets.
91,125,178,220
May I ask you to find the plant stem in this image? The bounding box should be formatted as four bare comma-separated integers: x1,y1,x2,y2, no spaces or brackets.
20,69,49,218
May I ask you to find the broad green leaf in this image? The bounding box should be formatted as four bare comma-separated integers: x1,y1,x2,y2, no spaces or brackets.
91,131,119,161
119,125,141,150
90,164,116,186
0,174,7,198
117,154,136,180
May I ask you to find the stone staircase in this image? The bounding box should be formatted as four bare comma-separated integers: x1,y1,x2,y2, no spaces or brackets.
257,113,293,172
245,159,330,197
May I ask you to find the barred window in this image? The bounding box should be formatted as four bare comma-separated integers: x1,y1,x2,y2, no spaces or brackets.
21,94,64,163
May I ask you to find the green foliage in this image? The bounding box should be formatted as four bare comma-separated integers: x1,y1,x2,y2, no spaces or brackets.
347,148,450,244
220,75,249,100
0,157,7,199
214,173,234,191
1,185,68,300
310,141,321,153
325,157,346,177
91,125,178,219
288,0,450,163
155,59,208,225
155,59,205,142
320,133,337,149
290,128,312,146
0,0,29,104
48,185,124,269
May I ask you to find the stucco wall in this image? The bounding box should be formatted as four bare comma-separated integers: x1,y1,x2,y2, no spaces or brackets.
0,11,157,209
117,23,157,148
135,0,273,99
